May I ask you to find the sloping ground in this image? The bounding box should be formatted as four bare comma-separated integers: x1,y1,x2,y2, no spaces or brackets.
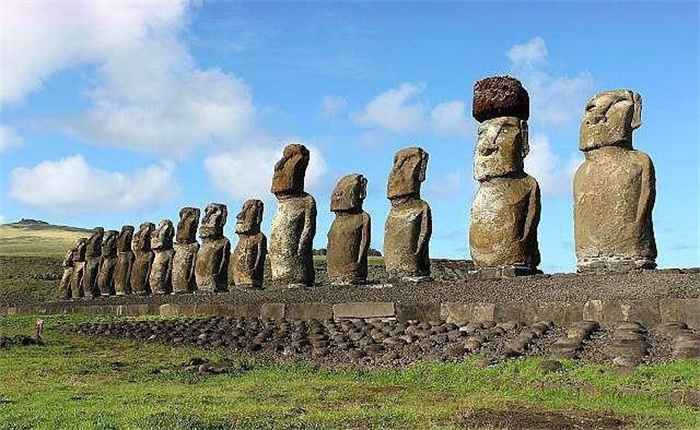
0,223,90,258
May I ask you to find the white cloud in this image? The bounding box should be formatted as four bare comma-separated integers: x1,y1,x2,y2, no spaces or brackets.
9,155,178,215
320,95,348,119
1,1,259,157
204,144,328,201
0,214,6,224
508,37,594,125
0,124,24,152
525,133,582,197
430,100,473,139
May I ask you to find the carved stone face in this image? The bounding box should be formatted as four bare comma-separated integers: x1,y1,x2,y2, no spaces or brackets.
176,207,200,243
101,230,118,257
199,203,227,239
117,225,134,252
271,143,310,196
331,174,367,212
235,199,263,234
85,227,104,257
580,89,642,151
73,238,87,261
387,147,428,199
474,117,528,182
151,219,174,250
132,222,155,252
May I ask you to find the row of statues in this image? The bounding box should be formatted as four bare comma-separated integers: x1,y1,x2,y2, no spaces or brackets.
58,75,658,298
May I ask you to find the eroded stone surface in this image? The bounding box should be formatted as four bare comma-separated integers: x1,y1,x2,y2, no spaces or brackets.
575,89,656,273
270,144,316,287
58,248,74,300
114,225,134,296
70,238,87,299
98,230,118,296
195,203,230,293
327,174,371,285
172,207,200,294
384,147,432,281
130,222,155,296
473,75,529,122
231,200,267,289
82,227,104,298
150,219,175,295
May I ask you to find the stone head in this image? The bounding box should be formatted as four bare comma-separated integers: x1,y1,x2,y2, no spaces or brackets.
132,222,155,252
101,230,118,257
176,207,200,243
235,199,264,234
387,147,429,199
86,227,105,257
271,143,310,196
151,219,174,250
199,203,227,239
73,238,87,262
474,117,529,181
331,174,367,212
116,225,134,252
580,89,642,151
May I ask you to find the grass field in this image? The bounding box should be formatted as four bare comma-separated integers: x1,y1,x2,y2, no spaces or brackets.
1,315,699,430
0,224,90,258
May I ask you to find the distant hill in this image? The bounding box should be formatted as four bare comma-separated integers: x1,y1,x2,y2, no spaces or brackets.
0,219,91,258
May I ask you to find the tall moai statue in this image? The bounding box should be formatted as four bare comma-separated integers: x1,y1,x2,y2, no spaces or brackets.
384,147,432,281
470,76,541,277
70,238,87,299
195,203,230,293
58,244,76,299
83,227,104,298
230,200,267,289
150,219,175,294
269,143,317,287
114,225,134,296
130,222,155,295
574,89,656,273
172,207,200,294
327,174,371,285
97,230,118,296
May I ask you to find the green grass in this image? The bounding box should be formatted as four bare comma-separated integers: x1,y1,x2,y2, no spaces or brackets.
1,315,699,429
0,225,89,258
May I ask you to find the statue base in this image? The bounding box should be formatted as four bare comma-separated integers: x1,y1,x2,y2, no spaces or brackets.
471,265,542,279
577,257,656,274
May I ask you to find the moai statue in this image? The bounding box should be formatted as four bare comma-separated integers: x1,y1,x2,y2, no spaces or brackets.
149,219,175,294
384,147,432,281
97,230,118,296
130,222,155,295
58,245,75,300
70,238,87,299
574,89,656,273
82,227,104,298
327,174,371,285
470,76,541,277
172,207,200,294
113,225,134,296
195,203,230,293
230,200,267,289
269,143,317,287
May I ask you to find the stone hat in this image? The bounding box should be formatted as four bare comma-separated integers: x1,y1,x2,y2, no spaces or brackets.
472,75,529,122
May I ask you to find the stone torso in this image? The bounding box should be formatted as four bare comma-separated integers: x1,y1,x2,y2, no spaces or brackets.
150,248,174,294
269,194,316,284
384,198,431,278
97,256,117,296
195,238,230,292
574,148,656,262
470,175,540,267
114,251,134,295
130,250,154,295
231,233,266,287
327,212,370,283
172,242,199,293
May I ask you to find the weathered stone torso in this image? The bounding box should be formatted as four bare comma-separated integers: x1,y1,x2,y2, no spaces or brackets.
172,242,199,293
327,212,370,284
150,248,174,294
114,251,134,295
470,175,540,268
574,148,656,264
231,233,266,288
130,250,154,295
70,262,85,299
269,194,316,285
98,256,117,296
384,198,431,279
195,238,230,293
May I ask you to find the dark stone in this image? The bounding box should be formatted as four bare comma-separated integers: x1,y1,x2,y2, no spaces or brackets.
472,75,529,122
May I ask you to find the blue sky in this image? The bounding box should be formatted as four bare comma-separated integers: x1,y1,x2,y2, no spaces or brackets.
1,1,698,272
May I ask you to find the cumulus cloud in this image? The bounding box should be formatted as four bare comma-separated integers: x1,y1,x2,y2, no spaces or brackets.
9,155,178,215
204,143,328,201
355,83,472,139
508,37,594,125
320,95,348,119
0,124,23,153
525,133,582,197
1,1,259,157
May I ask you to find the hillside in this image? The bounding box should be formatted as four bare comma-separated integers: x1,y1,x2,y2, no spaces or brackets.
0,219,91,258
